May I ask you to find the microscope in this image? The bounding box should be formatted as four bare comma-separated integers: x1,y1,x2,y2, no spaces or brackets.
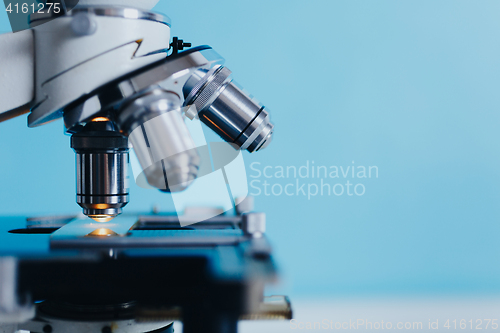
0,1,289,332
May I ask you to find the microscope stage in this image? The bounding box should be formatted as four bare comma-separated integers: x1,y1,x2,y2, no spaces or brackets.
0,214,290,333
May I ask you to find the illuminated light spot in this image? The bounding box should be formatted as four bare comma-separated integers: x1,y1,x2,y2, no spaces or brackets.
93,204,110,209
86,228,118,237
92,117,109,122
89,215,116,223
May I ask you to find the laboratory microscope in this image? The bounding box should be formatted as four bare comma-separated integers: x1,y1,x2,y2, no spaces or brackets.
0,1,290,332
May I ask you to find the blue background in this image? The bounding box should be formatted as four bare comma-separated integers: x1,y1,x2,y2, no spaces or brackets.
1,0,500,298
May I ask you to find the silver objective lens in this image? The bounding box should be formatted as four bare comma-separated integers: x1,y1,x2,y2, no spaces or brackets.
183,66,274,152
117,89,200,192
71,120,129,222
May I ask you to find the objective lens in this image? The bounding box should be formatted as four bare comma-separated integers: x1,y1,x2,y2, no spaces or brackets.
117,89,200,192
183,66,274,152
71,121,129,220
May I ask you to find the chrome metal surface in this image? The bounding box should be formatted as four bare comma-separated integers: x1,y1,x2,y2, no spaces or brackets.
183,65,274,152
71,6,171,26
76,153,128,195
235,196,254,215
30,6,171,27
75,154,128,218
71,121,129,219
118,90,200,192
242,212,266,238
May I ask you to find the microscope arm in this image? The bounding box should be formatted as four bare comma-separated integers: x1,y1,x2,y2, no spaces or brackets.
0,7,171,127
28,10,171,127
0,30,35,122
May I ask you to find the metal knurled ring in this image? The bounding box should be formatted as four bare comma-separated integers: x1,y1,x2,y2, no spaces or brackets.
193,67,232,113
